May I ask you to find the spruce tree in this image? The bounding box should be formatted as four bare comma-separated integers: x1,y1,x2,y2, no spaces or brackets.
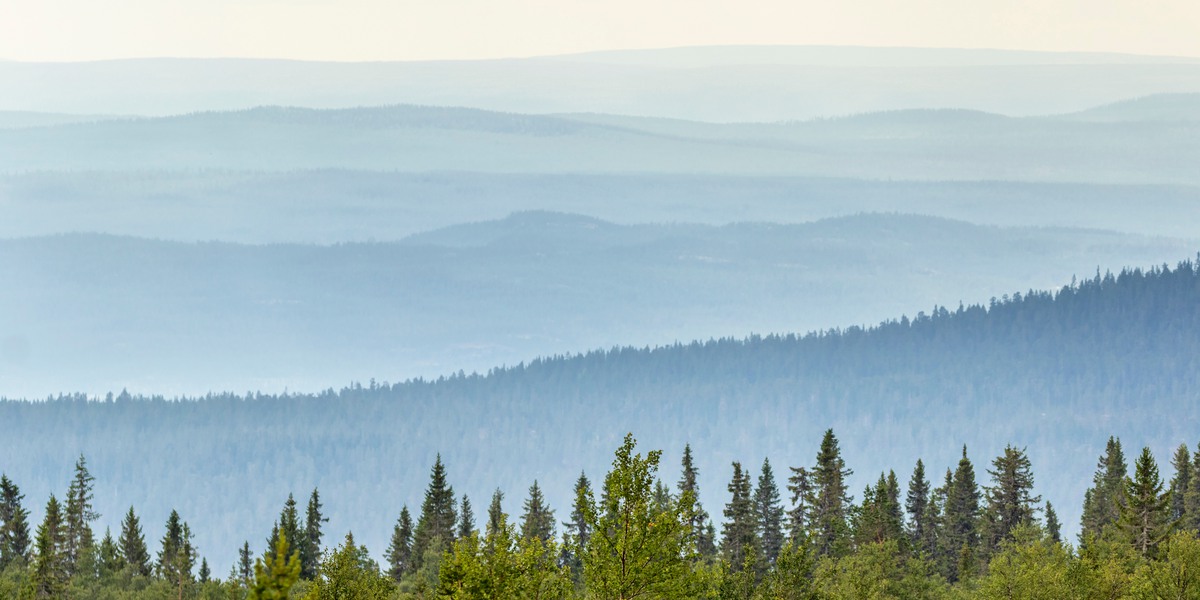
384,506,414,581
754,458,785,565
412,454,456,571
0,474,30,570
652,480,672,515
302,488,327,580
906,460,930,548
1081,436,1128,539
98,528,123,576
563,471,592,579
64,454,98,575
30,495,67,599
486,489,504,540
1120,446,1172,558
199,557,211,583
520,480,555,543
1186,443,1200,531
721,461,758,570
809,429,853,557
786,465,812,544
678,446,716,559
457,495,475,539
118,506,151,577
943,446,980,582
982,445,1041,552
158,509,196,589
279,494,302,566
1169,444,1192,523
853,473,904,546
1045,502,1062,543
239,541,253,583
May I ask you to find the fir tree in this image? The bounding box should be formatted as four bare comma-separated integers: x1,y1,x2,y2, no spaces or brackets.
520,480,555,543
906,460,930,548
457,494,475,539
943,446,980,582
754,458,785,565
302,488,327,580
0,474,30,570
30,495,67,599
1081,436,1128,539
384,506,413,581
239,541,254,583
118,506,151,577
486,489,504,540
1120,446,1172,557
412,454,456,571
1045,502,1062,543
1169,444,1192,524
721,461,758,570
982,445,1041,552
64,454,98,575
809,429,853,557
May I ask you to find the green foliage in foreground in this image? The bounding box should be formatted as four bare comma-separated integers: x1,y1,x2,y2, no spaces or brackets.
4,432,1200,599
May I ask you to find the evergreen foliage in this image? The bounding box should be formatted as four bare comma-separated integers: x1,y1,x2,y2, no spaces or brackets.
808,429,853,558
678,446,716,560
906,460,930,549
943,446,981,581
384,506,414,581
486,490,504,540
30,495,67,599
302,488,327,580
118,506,151,577
412,454,456,572
982,445,1041,553
1120,446,1172,558
457,494,475,540
1082,436,1128,540
722,461,758,571
521,481,555,543
63,454,97,576
248,531,300,599
755,458,786,566
1044,502,1062,544
0,474,30,571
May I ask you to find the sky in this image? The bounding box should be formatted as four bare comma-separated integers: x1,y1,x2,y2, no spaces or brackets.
2,0,1200,62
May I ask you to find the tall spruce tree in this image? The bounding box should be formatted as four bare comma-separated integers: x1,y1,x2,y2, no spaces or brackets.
679,446,717,559
384,506,414,581
853,473,904,547
279,494,302,566
118,506,151,577
98,528,123,576
982,445,1041,552
158,510,196,588
721,461,758,570
30,495,67,599
64,454,98,575
1169,444,1192,524
906,460,930,548
0,474,30,570
486,489,504,540
412,454,456,571
786,465,812,544
457,494,476,539
943,446,981,582
563,471,592,580
302,488,327,579
809,429,853,557
754,458,785,565
1045,502,1062,543
1120,446,1173,558
239,541,253,583
1081,436,1128,540
520,480,555,543
1186,444,1200,531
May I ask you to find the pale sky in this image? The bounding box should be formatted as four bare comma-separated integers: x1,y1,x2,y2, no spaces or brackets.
2,0,1199,62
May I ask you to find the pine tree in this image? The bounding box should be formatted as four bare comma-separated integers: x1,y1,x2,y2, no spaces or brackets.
30,495,67,599
412,454,456,571
486,489,504,540
786,465,812,544
906,460,930,548
1045,502,1062,543
754,458,785,565
1120,446,1172,558
98,527,123,576
0,474,30,570
239,541,254,583
64,454,98,575
457,495,475,539
809,429,853,557
302,488,327,580
721,461,758,570
118,506,151,577
521,480,555,543
943,446,980,582
1169,444,1192,523
982,445,1041,552
384,506,413,581
1081,436,1128,539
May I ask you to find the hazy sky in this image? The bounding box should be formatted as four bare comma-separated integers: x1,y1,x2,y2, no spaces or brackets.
3,0,1199,62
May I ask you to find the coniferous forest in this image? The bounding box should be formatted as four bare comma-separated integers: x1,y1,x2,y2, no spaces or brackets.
5,430,1200,599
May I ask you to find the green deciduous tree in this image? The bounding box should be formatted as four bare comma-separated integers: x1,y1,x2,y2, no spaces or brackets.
576,433,701,599
303,533,394,600
249,531,301,600
439,514,570,599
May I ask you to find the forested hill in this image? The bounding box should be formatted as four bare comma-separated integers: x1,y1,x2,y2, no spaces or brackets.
2,260,1199,570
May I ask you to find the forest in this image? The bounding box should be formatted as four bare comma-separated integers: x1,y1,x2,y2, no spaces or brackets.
3,428,1200,599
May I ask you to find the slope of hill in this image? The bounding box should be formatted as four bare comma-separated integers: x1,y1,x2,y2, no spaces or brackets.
1,212,1192,398
1,258,1197,572
4,171,1199,242
1,103,1197,183
2,47,1199,120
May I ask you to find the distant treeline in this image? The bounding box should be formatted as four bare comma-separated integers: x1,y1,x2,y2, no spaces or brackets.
1,259,1198,573
2,429,1200,599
